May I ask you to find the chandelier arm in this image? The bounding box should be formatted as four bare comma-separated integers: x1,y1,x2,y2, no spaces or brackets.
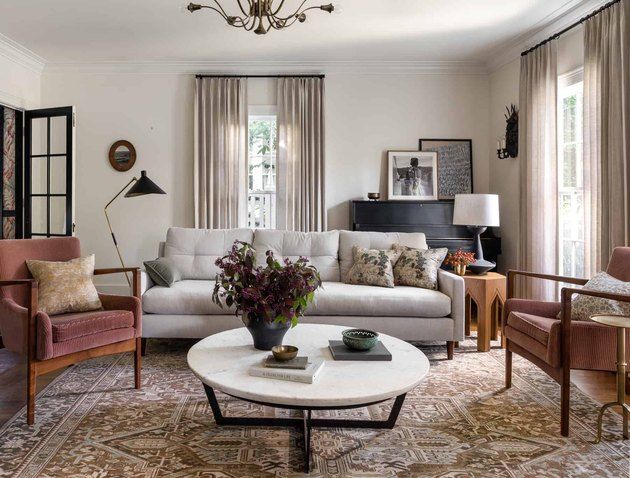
235,0,251,17
273,0,309,20
198,5,229,20
210,0,231,18
271,0,288,16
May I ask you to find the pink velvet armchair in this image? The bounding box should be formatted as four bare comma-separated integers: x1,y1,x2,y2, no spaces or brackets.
0,237,142,425
503,247,630,436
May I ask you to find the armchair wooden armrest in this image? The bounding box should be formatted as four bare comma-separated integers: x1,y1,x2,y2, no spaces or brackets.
0,278,38,288
94,267,141,298
506,270,588,299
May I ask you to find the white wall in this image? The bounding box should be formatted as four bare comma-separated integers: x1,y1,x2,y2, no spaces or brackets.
41,71,490,289
326,74,490,229
0,55,40,109
487,28,585,272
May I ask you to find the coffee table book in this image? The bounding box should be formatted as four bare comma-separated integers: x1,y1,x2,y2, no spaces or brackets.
328,340,393,361
264,356,309,370
249,359,325,383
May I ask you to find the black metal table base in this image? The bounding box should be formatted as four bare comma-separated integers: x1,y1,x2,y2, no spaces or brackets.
203,384,407,473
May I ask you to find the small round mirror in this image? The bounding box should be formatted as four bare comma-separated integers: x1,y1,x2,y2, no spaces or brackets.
109,140,136,172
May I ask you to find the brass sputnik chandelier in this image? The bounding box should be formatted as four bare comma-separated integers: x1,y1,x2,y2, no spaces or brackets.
186,1,337,35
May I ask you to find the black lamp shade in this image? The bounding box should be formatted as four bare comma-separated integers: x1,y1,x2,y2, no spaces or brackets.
125,170,166,197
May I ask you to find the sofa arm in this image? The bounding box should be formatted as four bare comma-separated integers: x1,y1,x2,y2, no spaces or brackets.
438,269,465,341
140,270,154,296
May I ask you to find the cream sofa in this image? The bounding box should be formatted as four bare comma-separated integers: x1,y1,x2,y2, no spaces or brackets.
140,227,465,357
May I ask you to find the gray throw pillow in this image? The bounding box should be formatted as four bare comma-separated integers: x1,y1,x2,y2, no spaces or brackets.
144,258,181,287
564,271,630,321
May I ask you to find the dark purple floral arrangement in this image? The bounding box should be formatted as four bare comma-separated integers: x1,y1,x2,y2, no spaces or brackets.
212,241,322,327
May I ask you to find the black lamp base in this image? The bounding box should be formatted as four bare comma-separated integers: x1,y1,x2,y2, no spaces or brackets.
467,225,496,275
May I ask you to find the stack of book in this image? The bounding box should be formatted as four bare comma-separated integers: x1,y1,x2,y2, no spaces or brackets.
249,356,325,384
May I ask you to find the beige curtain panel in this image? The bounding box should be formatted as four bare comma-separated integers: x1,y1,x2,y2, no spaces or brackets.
277,77,326,232
518,42,558,301
194,77,248,229
584,0,630,274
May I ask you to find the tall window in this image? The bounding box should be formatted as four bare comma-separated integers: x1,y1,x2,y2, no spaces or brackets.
557,72,584,278
248,111,277,229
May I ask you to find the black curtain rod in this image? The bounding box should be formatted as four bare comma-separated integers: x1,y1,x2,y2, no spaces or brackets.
195,74,325,79
521,0,621,56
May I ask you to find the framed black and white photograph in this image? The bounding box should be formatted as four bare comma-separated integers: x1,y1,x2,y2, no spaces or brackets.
388,151,438,201
419,139,473,199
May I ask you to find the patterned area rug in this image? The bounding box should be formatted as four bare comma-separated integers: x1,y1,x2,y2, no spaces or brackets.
0,339,628,477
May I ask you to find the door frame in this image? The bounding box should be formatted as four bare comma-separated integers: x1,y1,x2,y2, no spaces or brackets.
24,106,74,238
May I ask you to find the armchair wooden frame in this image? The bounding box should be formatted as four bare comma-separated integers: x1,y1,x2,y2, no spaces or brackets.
0,267,142,425
504,270,630,436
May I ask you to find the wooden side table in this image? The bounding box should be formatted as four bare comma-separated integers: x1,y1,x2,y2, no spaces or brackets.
462,272,507,352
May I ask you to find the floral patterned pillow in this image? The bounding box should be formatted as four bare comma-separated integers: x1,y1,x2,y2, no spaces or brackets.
345,247,401,288
392,245,448,290
565,272,630,321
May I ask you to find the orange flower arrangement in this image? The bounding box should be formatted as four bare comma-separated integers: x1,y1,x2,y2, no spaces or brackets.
444,249,476,276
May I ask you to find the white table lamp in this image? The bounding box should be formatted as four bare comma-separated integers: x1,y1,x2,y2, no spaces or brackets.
453,194,500,274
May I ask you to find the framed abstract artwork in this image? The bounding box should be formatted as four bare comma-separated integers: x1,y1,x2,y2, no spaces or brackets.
388,151,438,201
419,139,473,199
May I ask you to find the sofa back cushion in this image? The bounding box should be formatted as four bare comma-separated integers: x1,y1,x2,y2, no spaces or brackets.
253,229,340,282
163,227,254,280
339,231,427,282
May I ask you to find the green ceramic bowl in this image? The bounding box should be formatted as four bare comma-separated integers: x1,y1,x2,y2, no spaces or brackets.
342,329,379,351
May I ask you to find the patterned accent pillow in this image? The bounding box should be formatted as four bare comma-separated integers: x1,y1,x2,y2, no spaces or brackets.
26,255,102,316
345,247,402,288
566,272,630,321
392,245,448,290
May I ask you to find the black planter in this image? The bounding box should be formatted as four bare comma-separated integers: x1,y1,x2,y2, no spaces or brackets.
242,314,291,350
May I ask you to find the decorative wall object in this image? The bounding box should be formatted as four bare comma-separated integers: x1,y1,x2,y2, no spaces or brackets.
419,139,473,199
388,151,438,201
497,104,519,159
108,140,136,172
1,105,22,239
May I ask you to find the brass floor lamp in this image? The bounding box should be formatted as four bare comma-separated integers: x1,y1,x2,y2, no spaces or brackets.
104,170,166,286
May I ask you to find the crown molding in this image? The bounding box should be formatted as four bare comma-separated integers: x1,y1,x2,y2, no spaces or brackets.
0,33,45,74
486,0,609,72
42,59,488,76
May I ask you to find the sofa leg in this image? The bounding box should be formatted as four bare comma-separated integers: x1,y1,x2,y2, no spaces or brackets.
27,363,36,425
135,338,142,390
141,337,147,357
446,341,454,360
505,348,512,389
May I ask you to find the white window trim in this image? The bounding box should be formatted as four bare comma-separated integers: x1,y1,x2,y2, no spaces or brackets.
559,67,583,88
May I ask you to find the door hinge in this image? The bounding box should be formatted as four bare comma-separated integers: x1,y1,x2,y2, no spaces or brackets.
72,113,76,127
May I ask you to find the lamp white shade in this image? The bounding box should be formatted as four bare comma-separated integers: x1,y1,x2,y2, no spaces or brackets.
453,194,500,227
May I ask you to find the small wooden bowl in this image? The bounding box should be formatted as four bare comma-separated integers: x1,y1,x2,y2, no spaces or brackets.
272,345,299,361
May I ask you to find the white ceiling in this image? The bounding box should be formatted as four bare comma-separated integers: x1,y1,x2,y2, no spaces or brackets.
0,0,595,65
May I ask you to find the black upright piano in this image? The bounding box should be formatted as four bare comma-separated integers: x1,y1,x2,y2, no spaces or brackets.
350,200,501,266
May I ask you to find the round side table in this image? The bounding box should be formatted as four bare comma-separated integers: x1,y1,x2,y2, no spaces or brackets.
590,314,630,443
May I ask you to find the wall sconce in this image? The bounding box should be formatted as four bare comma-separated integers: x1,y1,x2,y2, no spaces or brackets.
497,104,518,159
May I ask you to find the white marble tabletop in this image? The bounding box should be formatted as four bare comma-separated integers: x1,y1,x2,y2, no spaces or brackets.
187,324,430,408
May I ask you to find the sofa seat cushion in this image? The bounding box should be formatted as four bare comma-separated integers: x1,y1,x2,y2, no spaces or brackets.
307,281,451,318
49,309,134,343
142,280,232,315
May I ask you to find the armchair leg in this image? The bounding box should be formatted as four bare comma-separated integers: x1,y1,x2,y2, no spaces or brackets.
505,348,512,389
560,366,571,437
134,338,142,390
27,363,36,425
446,341,454,360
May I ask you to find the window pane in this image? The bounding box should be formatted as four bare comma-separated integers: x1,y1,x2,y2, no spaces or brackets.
248,115,277,229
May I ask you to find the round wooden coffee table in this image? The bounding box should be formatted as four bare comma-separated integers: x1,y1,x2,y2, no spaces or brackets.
187,324,429,473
